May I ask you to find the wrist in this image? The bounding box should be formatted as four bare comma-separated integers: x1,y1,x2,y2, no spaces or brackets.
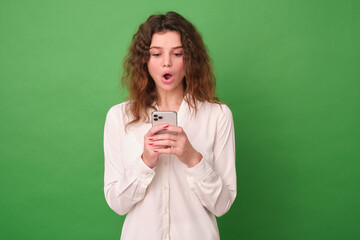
141,154,156,169
187,151,202,168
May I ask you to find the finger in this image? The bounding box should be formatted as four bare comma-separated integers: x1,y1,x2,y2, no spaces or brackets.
150,139,176,147
150,133,178,141
161,126,184,135
145,124,169,138
151,145,168,150
154,148,175,155
145,143,168,150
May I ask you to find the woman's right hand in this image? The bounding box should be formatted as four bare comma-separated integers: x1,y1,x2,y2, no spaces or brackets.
141,124,169,168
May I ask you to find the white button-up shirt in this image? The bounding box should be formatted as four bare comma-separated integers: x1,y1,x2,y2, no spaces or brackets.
104,99,237,240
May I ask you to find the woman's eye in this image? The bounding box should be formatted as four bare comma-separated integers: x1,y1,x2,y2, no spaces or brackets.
174,53,183,57
151,53,161,57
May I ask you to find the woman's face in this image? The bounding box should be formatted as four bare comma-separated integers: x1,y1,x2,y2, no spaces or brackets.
147,31,185,96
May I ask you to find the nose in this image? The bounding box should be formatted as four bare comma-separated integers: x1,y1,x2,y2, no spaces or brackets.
162,53,172,67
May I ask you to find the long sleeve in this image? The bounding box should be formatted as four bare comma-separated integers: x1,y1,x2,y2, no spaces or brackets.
103,106,156,216
185,105,237,217
104,101,236,239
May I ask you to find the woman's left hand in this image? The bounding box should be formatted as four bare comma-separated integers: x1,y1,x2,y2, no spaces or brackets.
149,126,202,168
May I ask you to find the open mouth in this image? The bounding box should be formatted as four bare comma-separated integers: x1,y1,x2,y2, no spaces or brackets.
163,73,172,80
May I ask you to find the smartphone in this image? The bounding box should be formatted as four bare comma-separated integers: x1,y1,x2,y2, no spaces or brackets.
151,111,177,135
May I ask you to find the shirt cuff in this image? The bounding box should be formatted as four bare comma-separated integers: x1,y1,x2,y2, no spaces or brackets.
132,156,156,185
185,158,213,183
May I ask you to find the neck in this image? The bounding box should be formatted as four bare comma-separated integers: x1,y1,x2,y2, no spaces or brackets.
156,89,184,112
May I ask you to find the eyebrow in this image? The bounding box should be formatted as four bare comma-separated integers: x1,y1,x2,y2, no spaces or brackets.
149,46,183,50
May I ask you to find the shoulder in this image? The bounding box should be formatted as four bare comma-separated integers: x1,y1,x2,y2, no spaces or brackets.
198,101,233,119
107,101,130,116
196,101,234,130
106,101,132,125
107,101,130,113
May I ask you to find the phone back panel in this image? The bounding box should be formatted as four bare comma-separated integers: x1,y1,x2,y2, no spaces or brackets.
151,111,177,134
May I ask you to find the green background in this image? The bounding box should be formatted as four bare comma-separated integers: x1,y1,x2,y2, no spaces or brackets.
1,0,359,239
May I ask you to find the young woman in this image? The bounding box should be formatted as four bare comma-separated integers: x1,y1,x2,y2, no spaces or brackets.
104,11,236,240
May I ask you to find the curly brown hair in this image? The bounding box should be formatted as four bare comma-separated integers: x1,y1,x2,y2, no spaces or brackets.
122,11,219,126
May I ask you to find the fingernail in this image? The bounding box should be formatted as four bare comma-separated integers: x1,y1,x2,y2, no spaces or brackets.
164,128,168,131
164,125,169,128
154,150,158,153
149,143,153,145
149,138,153,140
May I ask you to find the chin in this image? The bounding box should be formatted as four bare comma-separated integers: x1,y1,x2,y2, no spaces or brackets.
156,81,184,93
